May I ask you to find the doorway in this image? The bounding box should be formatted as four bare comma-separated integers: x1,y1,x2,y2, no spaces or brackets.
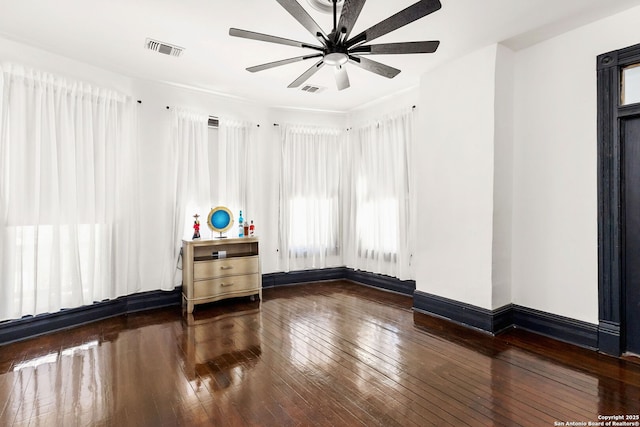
597,43,640,356
623,115,640,356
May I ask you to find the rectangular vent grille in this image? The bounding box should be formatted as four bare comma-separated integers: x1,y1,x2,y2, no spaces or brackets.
145,38,184,57
301,84,326,94
208,116,219,128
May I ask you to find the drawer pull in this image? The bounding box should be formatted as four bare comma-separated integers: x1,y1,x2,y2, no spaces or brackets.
221,282,234,287
220,266,234,270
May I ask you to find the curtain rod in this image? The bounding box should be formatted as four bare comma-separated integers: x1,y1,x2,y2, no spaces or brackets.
138,102,415,111
145,105,260,126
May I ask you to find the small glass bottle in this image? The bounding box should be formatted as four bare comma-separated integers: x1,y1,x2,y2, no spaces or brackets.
238,210,244,237
249,220,255,236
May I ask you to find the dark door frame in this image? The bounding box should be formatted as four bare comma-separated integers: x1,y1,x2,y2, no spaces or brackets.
597,42,640,356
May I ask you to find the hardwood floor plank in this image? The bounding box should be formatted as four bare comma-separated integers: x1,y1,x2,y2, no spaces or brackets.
0,281,639,426
274,287,524,424
259,298,476,425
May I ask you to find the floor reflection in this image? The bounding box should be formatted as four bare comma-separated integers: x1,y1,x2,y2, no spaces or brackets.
2,336,112,425
179,300,262,392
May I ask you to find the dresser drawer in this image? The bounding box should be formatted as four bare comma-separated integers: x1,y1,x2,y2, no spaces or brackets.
193,256,259,280
193,273,261,299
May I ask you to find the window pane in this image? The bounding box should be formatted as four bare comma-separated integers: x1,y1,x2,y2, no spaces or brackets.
622,64,640,106
356,197,399,254
288,197,338,255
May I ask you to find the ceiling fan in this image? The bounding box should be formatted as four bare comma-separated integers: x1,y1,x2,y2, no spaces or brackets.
229,0,441,91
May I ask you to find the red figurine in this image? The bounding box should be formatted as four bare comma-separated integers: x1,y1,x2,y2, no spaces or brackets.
192,214,201,239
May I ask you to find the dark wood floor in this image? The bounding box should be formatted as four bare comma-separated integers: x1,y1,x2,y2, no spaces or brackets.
0,281,639,426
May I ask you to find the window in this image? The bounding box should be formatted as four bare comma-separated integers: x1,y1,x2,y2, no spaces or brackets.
346,108,413,279
356,196,400,256
279,125,343,270
288,196,339,255
0,64,139,321
622,63,640,105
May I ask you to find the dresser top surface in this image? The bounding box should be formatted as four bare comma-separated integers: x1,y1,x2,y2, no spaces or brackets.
183,237,259,247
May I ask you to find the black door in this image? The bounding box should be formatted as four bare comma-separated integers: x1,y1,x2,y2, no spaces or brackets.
623,115,640,355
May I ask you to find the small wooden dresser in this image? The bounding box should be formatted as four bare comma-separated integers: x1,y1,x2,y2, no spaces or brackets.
182,237,261,314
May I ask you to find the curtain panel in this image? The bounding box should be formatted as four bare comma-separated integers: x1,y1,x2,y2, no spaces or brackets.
218,118,254,227
159,108,211,290
279,125,344,271
344,108,415,280
0,64,140,321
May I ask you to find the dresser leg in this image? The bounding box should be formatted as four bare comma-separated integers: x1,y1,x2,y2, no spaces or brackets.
183,295,194,314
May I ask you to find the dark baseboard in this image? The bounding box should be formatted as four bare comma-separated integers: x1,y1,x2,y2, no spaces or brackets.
262,267,346,288
597,320,621,355
512,305,598,350
1,272,600,353
1,268,414,345
413,291,599,350
345,269,415,295
413,290,505,333
125,287,183,313
492,304,515,335
262,267,415,296
0,287,182,346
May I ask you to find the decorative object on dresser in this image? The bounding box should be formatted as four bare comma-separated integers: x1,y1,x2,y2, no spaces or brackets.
182,237,261,314
207,206,234,238
192,213,201,239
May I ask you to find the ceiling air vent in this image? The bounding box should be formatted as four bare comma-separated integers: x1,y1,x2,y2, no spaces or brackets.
145,38,184,57
300,84,326,94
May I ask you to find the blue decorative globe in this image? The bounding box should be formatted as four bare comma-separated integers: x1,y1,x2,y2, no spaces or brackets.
211,209,231,230
207,206,234,236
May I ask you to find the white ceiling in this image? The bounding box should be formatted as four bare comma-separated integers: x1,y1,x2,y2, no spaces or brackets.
1,0,640,112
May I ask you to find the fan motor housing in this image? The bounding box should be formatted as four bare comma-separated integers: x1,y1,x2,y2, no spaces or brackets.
307,0,344,13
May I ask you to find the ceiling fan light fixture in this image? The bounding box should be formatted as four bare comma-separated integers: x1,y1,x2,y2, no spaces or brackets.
324,52,348,66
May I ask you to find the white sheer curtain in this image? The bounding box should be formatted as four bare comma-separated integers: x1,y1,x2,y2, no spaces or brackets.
344,108,414,279
0,64,140,321
279,125,344,271
218,118,254,231
160,108,210,290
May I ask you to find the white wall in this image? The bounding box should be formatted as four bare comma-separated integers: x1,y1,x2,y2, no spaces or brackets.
491,45,515,309
415,45,498,309
512,5,640,324
347,88,419,126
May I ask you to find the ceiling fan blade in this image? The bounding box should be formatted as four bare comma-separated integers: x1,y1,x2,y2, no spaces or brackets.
288,59,325,88
276,0,328,42
230,28,324,51
346,0,441,48
247,54,324,72
348,55,400,79
334,65,350,91
350,41,440,55
336,0,366,42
